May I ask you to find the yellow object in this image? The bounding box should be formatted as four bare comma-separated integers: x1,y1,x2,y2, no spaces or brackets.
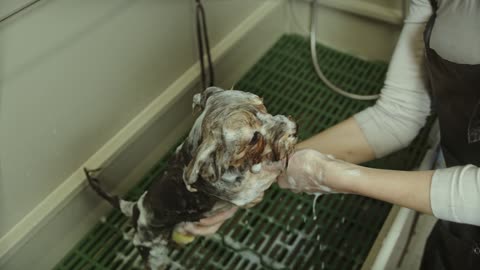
172,230,195,245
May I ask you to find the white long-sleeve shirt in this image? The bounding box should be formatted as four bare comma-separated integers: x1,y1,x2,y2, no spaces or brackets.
353,0,480,226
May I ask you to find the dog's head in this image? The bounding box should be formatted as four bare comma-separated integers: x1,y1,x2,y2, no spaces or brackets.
181,87,298,206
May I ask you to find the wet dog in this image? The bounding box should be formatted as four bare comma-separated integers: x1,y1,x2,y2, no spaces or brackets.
85,87,297,269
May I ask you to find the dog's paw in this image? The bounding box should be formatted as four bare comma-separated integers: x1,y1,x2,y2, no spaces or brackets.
83,167,103,186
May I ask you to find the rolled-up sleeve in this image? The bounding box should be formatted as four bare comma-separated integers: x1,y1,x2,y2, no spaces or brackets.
431,165,480,226
354,0,433,158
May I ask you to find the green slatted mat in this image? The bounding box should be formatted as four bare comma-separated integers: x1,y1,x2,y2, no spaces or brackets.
54,34,434,270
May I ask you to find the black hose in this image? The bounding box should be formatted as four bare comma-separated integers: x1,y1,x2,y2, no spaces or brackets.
0,0,44,24
195,0,215,90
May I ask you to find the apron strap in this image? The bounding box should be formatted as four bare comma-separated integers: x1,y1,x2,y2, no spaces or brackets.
424,0,438,49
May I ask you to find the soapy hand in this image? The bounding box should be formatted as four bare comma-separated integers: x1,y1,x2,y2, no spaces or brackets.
180,161,280,237
278,149,358,194
179,206,238,236
178,191,264,237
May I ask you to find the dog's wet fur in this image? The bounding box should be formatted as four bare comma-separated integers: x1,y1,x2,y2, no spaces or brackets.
85,87,297,269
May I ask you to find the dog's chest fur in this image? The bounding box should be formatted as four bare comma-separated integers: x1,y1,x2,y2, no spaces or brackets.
143,147,217,229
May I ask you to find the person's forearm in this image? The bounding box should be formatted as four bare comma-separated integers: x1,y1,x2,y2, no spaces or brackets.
341,166,434,214
296,117,376,164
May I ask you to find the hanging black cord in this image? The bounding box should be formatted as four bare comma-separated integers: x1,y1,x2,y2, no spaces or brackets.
195,0,215,90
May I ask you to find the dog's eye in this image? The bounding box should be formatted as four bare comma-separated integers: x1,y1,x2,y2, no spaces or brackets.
249,131,261,145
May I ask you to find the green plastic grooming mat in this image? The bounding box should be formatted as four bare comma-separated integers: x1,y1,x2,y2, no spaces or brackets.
54,34,434,270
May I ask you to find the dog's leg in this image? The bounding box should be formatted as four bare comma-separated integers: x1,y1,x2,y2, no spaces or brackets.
84,167,137,217
83,167,122,210
84,167,136,217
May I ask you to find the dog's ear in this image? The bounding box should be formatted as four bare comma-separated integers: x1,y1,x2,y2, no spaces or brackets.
192,87,224,113
183,138,219,192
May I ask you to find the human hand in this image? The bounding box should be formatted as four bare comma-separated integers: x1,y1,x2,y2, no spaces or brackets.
178,189,265,235
178,159,282,237
278,149,359,194
177,206,238,237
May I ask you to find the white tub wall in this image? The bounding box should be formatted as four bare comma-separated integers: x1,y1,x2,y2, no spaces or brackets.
288,0,404,61
0,0,287,269
362,0,404,10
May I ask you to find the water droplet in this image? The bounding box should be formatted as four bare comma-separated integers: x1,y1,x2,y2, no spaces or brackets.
312,193,321,220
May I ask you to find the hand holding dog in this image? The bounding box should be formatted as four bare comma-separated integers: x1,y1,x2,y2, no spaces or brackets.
277,149,354,194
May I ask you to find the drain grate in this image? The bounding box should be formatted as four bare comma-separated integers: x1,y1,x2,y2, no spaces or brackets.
54,34,434,270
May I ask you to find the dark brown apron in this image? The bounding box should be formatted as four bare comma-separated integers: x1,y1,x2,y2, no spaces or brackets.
420,0,480,269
